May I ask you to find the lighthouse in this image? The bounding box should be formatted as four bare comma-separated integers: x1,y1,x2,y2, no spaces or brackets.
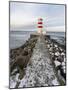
37,18,43,34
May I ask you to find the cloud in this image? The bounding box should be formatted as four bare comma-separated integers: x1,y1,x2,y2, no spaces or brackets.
10,2,65,32
45,26,65,32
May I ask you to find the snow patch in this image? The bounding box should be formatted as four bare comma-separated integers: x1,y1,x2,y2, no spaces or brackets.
54,60,61,67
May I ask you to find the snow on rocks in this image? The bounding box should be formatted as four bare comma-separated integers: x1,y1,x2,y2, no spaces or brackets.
61,52,65,56
11,68,18,75
49,47,53,52
47,44,50,48
54,44,58,48
55,51,60,56
64,56,66,62
52,78,59,85
10,73,20,88
45,37,66,83
54,60,61,67
45,40,48,43
61,62,66,74
59,47,63,52
62,62,65,66
10,36,66,88
18,37,60,88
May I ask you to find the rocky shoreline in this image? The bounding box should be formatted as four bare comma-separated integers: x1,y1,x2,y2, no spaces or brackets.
45,36,66,84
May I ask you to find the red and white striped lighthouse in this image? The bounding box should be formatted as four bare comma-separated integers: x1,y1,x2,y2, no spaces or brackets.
37,18,43,34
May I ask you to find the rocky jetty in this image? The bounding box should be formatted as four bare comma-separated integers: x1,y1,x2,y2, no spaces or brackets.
10,34,66,88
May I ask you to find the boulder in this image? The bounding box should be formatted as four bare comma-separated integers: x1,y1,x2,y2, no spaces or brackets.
57,55,64,62
55,51,60,57
16,55,30,70
54,60,61,67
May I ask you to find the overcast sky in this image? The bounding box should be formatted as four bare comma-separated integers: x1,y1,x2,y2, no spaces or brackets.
10,2,65,32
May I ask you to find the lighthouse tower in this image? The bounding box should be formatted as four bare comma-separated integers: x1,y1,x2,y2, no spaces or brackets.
37,18,43,34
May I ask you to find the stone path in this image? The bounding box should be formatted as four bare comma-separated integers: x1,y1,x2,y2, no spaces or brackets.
18,36,60,88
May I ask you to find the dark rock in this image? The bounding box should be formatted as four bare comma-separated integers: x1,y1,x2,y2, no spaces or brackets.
16,55,30,69
56,65,66,80
57,55,64,62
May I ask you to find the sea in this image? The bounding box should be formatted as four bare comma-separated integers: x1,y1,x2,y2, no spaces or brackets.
9,31,66,49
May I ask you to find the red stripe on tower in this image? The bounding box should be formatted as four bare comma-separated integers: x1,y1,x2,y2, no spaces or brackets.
38,18,43,28
38,26,43,28
38,22,43,24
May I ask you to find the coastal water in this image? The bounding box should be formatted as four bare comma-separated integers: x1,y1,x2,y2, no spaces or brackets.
9,31,35,49
9,31,65,49
46,32,65,45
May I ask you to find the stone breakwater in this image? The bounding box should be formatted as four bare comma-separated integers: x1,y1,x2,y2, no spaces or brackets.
18,35,60,88
10,34,66,88
10,36,37,86
45,36,66,84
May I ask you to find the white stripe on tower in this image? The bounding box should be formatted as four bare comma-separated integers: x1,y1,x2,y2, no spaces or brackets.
38,18,43,34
